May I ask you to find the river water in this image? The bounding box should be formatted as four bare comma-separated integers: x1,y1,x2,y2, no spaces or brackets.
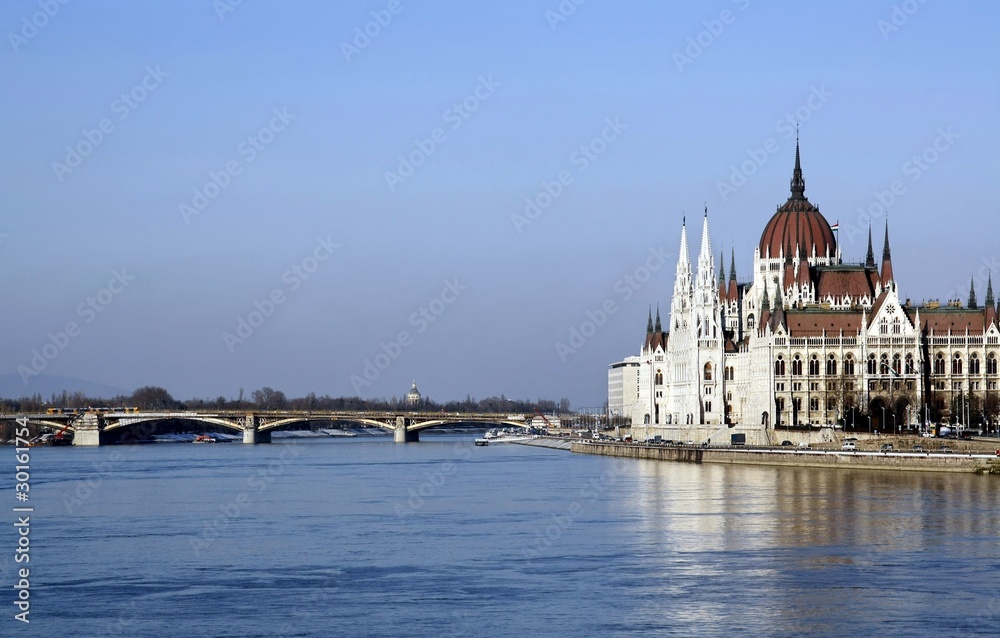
3,436,999,637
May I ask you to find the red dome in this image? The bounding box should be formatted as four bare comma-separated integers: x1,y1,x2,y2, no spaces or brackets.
758,142,837,259
758,200,837,259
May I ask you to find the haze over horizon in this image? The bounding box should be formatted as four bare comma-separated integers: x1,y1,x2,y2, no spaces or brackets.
3,1,998,407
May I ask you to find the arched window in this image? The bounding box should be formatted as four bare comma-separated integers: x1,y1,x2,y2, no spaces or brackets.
905,354,915,374
969,354,981,375
791,355,803,376
826,355,837,376
747,314,756,330
892,317,902,335
879,318,889,335
808,355,820,376
704,401,712,413
704,363,713,381
952,353,963,375
880,353,889,375
892,354,901,375
775,356,786,376
934,353,946,375
867,354,877,375
844,355,855,376
988,353,998,375
655,370,663,385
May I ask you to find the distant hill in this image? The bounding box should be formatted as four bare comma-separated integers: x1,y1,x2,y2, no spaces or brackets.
0,374,130,400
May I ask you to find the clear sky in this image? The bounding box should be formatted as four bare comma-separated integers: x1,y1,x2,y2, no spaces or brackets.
2,0,998,407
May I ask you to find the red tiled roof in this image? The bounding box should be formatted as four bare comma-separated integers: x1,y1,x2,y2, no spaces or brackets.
784,309,864,337
815,267,880,300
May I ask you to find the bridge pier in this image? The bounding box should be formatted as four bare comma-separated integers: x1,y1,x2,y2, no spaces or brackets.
242,414,271,444
73,412,103,446
394,416,418,443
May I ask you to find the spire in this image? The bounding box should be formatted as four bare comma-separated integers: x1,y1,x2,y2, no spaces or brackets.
729,248,737,282
865,224,875,269
968,277,978,309
880,220,894,287
761,280,770,311
986,273,995,307
654,305,662,332
718,253,726,285
646,307,653,334
790,125,805,200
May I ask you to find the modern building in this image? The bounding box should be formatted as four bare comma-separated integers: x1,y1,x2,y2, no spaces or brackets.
613,141,999,439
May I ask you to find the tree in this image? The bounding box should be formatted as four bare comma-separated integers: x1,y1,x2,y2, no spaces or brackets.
131,386,176,410
251,387,287,410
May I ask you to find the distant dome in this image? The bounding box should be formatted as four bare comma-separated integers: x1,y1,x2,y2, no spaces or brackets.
758,142,837,260
405,381,421,405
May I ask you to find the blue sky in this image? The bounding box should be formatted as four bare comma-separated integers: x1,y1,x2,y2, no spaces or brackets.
2,0,998,407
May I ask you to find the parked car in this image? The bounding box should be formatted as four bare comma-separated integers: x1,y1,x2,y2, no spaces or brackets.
841,441,857,451
781,440,793,446
880,444,894,452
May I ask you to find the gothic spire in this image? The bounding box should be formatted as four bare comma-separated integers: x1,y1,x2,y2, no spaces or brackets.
646,307,653,334
986,273,995,307
790,126,805,200
969,277,978,309
761,280,770,311
880,220,894,287
654,304,662,333
729,248,737,282
865,224,875,269
718,252,726,285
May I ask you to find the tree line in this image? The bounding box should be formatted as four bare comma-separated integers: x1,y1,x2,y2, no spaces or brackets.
1,387,573,415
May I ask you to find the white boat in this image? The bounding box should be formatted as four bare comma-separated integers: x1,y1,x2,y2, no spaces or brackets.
474,438,489,446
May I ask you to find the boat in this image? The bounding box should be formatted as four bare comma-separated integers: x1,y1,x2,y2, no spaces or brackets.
474,438,489,446
193,434,217,443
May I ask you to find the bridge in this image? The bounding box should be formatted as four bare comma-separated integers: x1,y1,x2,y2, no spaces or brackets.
8,410,534,445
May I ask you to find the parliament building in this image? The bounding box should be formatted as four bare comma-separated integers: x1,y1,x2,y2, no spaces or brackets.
610,142,999,438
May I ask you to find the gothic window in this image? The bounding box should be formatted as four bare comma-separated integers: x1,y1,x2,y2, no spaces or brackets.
809,397,819,411
892,354,901,375
879,318,889,335
905,354,915,374
952,353,963,375
775,356,786,376
969,353,981,375
934,353,946,375
793,397,802,412
808,355,820,376
892,317,902,334
988,353,998,375
704,401,712,413
747,314,756,330
880,353,889,375
704,363,713,381
867,354,877,375
791,355,803,376
655,370,663,385
826,355,837,376
844,355,855,376
776,398,785,412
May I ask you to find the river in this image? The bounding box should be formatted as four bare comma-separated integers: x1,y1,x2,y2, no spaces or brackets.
3,436,998,636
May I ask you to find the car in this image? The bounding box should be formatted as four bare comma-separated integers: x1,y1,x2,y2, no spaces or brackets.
841,441,857,451
797,442,810,448
781,440,793,446
880,444,894,452
912,445,924,452
939,446,953,453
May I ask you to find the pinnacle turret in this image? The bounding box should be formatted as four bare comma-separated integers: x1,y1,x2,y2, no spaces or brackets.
865,224,875,269
969,277,978,309
790,128,805,200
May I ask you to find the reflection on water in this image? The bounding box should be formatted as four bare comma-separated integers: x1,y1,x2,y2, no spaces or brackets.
622,460,1000,635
